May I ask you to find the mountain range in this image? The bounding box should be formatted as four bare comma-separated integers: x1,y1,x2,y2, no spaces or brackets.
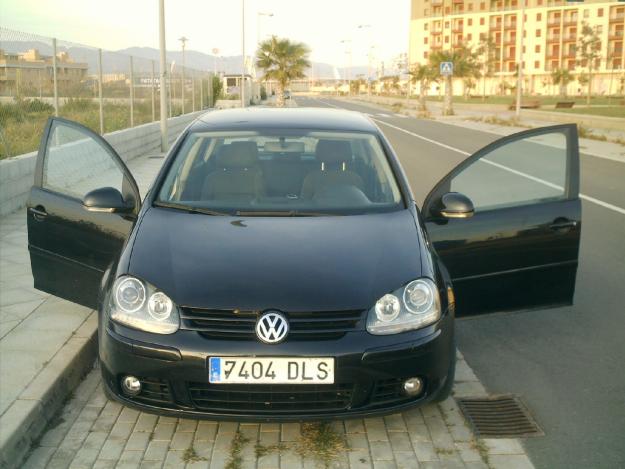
1,40,373,79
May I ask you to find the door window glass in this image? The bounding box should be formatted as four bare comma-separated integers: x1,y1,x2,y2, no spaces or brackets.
450,131,567,211
43,122,124,199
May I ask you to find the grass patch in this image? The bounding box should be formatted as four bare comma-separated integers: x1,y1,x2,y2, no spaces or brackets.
254,441,288,459
426,95,623,106
182,445,207,464
390,102,403,113
0,97,183,159
296,422,348,468
549,106,625,119
225,429,250,469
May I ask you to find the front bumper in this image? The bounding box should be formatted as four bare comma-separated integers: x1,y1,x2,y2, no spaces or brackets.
99,312,454,421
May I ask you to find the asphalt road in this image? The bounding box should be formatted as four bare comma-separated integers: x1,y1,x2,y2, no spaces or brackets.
297,96,625,469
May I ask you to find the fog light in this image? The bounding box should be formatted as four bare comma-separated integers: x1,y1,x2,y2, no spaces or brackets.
121,375,142,396
403,377,423,396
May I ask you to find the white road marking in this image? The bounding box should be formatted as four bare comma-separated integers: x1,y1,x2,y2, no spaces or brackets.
374,119,625,216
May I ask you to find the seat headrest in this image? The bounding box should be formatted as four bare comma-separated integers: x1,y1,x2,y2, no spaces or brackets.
315,140,352,166
216,142,258,169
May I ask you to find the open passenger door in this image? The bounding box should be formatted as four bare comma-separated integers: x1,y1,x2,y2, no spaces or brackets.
422,124,581,316
27,118,140,309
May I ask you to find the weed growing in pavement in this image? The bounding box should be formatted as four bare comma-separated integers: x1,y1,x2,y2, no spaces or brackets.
296,422,348,468
391,102,404,113
254,441,288,459
465,115,531,128
577,124,608,142
471,439,490,466
182,445,206,463
225,429,250,469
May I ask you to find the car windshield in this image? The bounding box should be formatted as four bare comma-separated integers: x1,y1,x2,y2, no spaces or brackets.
156,130,403,215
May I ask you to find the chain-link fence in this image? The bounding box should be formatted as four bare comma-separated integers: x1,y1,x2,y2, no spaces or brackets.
0,27,215,159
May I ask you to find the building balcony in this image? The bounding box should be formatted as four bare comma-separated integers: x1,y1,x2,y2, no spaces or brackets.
562,34,577,42
609,49,624,57
452,27,464,33
563,18,578,26
562,51,576,58
547,36,561,43
504,39,516,45
609,31,624,40
547,18,561,27
453,0,464,4
490,23,503,30
431,30,442,35
609,13,625,23
504,22,517,30
431,0,443,5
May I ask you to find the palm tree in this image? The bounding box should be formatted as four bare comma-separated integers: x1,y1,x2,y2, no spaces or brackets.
256,36,311,107
429,46,480,116
409,63,438,111
551,68,574,97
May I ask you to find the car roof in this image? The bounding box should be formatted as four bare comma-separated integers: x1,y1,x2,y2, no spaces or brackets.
191,107,378,133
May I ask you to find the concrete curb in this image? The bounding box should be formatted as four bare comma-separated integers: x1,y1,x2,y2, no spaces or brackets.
0,312,98,468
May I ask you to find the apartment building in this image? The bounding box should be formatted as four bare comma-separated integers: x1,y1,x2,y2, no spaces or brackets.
0,48,88,95
409,0,625,96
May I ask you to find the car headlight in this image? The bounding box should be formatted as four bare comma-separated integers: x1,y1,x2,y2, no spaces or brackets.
367,278,441,335
109,276,179,334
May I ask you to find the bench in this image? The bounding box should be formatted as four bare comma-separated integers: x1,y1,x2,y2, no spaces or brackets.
555,101,575,109
508,100,541,110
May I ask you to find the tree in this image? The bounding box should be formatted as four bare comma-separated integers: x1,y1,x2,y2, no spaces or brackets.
256,36,310,107
409,63,438,111
428,46,480,116
551,68,574,97
476,35,498,101
577,23,601,106
211,75,223,106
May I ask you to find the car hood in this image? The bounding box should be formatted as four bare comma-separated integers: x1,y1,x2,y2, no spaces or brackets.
128,207,423,311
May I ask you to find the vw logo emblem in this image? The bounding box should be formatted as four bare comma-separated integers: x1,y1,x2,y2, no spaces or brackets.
256,311,289,344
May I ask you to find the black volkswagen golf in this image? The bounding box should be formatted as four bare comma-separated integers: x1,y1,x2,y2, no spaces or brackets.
27,108,581,420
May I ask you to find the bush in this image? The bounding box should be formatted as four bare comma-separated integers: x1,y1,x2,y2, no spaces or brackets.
19,98,54,114
61,97,97,113
260,85,267,101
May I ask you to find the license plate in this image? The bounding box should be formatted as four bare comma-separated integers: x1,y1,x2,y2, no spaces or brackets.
209,357,334,384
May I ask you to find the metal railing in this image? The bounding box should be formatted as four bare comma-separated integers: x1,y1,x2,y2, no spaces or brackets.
0,27,216,159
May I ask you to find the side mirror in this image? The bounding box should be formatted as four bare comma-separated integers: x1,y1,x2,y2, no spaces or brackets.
431,192,474,219
83,187,133,213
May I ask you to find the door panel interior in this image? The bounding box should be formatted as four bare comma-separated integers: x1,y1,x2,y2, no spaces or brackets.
27,118,140,309
422,124,581,316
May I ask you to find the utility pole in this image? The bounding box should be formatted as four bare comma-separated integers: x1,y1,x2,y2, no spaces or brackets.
179,36,188,114
241,0,246,108
340,39,352,96
159,0,168,151
515,0,526,117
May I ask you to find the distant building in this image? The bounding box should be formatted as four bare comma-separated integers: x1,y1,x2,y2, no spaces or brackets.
409,0,625,96
0,48,89,95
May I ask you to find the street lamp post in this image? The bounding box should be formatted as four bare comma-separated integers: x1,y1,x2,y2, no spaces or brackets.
340,39,352,96
158,0,168,151
515,0,526,117
241,0,246,108
179,36,188,114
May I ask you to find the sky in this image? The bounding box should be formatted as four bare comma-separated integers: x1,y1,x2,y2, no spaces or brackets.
0,0,410,68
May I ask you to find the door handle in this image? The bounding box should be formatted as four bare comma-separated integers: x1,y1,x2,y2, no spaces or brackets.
549,219,577,231
29,206,48,221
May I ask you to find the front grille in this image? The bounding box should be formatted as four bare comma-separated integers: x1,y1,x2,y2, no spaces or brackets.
180,308,364,340
127,377,174,407
188,382,354,413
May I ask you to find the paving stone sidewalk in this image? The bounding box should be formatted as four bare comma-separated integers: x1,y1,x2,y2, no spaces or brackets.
22,353,534,469
0,154,165,465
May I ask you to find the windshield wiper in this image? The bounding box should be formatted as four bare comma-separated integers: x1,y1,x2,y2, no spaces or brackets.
153,201,230,216
235,210,340,217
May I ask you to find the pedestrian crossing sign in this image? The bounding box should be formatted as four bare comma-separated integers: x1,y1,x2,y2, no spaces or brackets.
440,62,453,76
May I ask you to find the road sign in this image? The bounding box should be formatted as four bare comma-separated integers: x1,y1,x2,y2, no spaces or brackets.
440,62,453,76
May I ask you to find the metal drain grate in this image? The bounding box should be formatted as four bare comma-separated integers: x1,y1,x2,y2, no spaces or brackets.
457,395,543,438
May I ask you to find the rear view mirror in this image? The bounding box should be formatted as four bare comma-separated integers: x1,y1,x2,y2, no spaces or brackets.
432,192,474,219
83,187,133,213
